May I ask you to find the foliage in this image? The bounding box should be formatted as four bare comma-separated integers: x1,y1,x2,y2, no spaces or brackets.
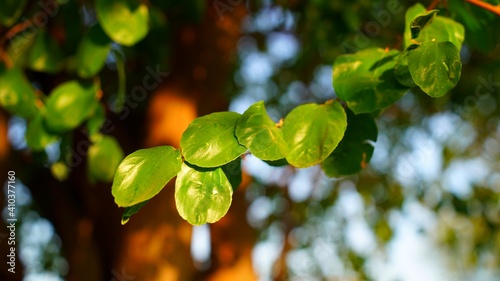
0,0,498,232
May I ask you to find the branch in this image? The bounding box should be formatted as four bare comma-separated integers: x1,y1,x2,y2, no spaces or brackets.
465,0,500,17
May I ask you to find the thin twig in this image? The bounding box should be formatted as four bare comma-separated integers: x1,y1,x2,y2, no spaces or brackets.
465,0,500,17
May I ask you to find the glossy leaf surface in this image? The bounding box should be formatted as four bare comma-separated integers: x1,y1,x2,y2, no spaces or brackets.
112,146,182,207
175,163,233,225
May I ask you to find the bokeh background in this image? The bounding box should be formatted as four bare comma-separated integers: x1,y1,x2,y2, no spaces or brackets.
1,0,500,280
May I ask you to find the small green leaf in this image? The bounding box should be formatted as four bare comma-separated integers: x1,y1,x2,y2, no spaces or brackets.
175,163,233,225
410,9,439,40
87,136,124,183
415,16,465,50
408,41,462,97
221,158,242,191
121,200,150,225
0,0,28,27
0,68,39,119
394,48,417,88
27,30,63,74
96,0,150,46
333,48,409,114
76,24,112,78
112,146,182,207
235,101,288,161
44,80,99,133
181,112,247,168
26,113,60,151
322,109,377,178
51,162,70,182
282,101,347,168
404,3,426,48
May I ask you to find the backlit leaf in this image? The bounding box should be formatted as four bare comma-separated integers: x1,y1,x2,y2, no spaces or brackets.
76,24,112,78
175,163,233,225
0,68,39,119
87,135,124,183
282,101,347,168
112,146,182,207
26,112,60,151
181,112,247,168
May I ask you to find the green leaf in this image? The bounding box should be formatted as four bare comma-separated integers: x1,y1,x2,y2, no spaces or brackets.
26,113,60,151
0,68,39,119
181,112,247,168
7,32,35,68
221,158,242,191
410,9,439,40
87,135,124,183
27,30,63,74
415,16,465,50
404,3,426,49
51,162,69,182
121,200,150,225
394,48,417,88
175,163,233,225
45,80,99,133
282,101,347,168
76,24,112,78
0,0,27,27
321,109,377,178
408,41,462,98
112,146,182,207
235,101,288,161
96,0,150,46
333,48,409,114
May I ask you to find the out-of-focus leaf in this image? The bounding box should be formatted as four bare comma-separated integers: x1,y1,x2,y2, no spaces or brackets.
76,24,112,78
112,146,182,207
26,112,60,151
27,30,63,74
0,68,39,119
181,112,247,168
175,163,233,225
282,101,347,168
0,0,28,27
95,0,150,46
44,80,99,133
86,104,106,139
87,135,124,183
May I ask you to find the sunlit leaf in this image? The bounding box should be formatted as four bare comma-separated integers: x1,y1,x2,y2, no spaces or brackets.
76,24,112,78
27,30,63,74
0,68,39,119
112,146,182,207
95,0,150,46
408,41,462,97
44,80,99,133
175,163,233,225
121,200,149,225
333,48,408,114
235,101,287,161
87,135,124,183
321,109,377,177
26,112,60,151
282,101,347,168
181,112,247,168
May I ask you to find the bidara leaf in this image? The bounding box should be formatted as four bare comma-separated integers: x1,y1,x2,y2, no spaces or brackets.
333,48,409,114
44,80,99,133
394,47,417,88
121,200,149,225
0,68,39,119
410,9,439,40
181,112,247,168
282,101,347,168
404,3,426,49
87,135,124,183
95,0,150,46
408,41,462,97
221,158,242,191
76,24,112,78
26,112,60,151
112,146,182,207
235,101,288,161
27,30,63,74
175,163,233,226
321,109,378,178
415,16,465,50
